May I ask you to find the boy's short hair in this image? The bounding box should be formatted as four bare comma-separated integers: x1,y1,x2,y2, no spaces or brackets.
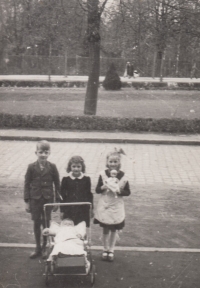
66,155,86,173
36,140,50,151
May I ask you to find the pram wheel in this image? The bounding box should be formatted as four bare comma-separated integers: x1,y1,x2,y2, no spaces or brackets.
90,264,95,286
45,262,50,286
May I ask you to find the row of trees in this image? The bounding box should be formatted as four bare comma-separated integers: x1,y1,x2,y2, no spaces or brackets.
1,1,200,71
102,0,200,78
0,0,200,114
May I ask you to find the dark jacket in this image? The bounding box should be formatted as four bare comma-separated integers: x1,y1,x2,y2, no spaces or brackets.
60,174,93,227
24,161,60,202
127,63,134,76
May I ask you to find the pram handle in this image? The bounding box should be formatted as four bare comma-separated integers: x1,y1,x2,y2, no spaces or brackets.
43,202,92,226
43,202,92,208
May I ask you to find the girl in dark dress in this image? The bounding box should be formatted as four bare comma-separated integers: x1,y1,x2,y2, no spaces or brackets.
60,156,93,227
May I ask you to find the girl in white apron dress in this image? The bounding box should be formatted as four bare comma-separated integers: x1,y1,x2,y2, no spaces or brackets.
94,149,131,261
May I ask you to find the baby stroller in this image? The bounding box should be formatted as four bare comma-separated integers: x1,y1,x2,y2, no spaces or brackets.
43,202,95,286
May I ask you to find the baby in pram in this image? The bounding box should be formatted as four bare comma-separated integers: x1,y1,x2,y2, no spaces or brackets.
43,218,90,271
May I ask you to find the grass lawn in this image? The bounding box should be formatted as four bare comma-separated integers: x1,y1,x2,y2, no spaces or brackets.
0,87,200,119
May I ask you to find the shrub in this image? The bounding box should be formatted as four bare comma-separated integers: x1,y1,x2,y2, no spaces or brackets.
102,63,122,90
0,113,200,134
0,79,200,90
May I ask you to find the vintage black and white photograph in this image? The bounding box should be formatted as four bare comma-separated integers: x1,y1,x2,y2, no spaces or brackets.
0,0,200,287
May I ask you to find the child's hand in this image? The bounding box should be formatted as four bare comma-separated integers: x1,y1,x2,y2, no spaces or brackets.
76,233,82,239
25,202,31,213
43,228,50,236
60,212,64,220
101,184,107,191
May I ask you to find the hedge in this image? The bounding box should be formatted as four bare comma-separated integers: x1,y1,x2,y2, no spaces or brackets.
0,80,86,88
0,113,200,133
0,80,200,90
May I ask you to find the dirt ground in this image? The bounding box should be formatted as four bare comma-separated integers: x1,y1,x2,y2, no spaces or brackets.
1,248,200,288
1,180,200,249
0,87,200,119
1,148,200,287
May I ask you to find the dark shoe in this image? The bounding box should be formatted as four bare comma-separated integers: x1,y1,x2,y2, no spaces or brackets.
30,249,41,259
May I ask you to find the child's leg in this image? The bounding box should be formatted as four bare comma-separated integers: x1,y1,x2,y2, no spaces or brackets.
41,218,50,248
109,230,117,253
102,227,110,252
41,215,50,259
30,219,42,259
34,219,42,250
41,199,52,250
107,228,118,261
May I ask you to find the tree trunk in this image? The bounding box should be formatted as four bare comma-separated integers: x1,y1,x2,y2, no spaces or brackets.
175,35,181,77
48,43,52,82
152,50,157,78
159,50,165,82
84,0,101,115
64,46,67,77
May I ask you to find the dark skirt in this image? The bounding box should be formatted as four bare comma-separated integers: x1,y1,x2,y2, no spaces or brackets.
93,218,125,230
62,206,90,227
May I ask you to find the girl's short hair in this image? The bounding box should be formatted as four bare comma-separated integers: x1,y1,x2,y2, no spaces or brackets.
66,156,86,173
36,140,50,151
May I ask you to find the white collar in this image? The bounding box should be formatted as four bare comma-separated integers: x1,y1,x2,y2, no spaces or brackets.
69,172,84,180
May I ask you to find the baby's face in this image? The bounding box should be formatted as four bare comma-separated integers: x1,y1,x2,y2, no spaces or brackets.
61,219,74,227
110,169,118,177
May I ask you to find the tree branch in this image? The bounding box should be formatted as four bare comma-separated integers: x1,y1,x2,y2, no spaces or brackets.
77,0,88,12
99,0,109,16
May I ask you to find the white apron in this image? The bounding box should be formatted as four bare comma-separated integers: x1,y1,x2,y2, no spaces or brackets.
95,170,127,225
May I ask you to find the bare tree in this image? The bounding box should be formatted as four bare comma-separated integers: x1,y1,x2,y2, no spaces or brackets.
80,0,108,115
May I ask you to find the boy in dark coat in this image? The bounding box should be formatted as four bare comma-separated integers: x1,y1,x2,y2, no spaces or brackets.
24,140,60,259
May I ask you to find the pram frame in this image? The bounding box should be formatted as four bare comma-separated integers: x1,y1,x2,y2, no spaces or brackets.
43,202,95,286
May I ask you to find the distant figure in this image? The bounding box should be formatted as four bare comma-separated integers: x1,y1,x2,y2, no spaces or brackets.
130,62,134,78
124,62,134,78
133,70,140,78
190,63,198,79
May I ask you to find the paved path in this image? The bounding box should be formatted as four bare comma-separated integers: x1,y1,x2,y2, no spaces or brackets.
1,129,200,145
1,132,200,287
1,136,200,188
1,131,200,247
0,74,200,83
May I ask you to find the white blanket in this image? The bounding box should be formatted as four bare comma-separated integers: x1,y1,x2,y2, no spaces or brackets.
48,221,87,260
